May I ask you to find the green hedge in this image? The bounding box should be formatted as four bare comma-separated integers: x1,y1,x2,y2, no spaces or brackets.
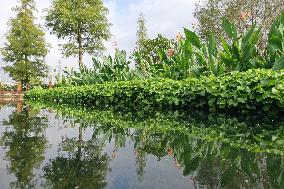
26,69,284,112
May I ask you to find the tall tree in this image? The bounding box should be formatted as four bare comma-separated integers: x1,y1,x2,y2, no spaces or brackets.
45,0,111,67
194,0,284,48
1,0,49,90
136,13,148,49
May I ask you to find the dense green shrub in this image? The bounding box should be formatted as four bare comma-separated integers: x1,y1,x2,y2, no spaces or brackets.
26,69,284,112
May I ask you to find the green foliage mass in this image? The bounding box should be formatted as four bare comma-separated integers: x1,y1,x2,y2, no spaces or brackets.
59,10,284,86
45,0,111,66
268,12,284,70
137,13,284,80
26,69,284,112
1,0,48,86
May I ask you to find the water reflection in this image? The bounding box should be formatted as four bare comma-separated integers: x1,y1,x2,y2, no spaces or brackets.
0,103,284,188
92,124,284,188
43,126,110,189
1,106,47,188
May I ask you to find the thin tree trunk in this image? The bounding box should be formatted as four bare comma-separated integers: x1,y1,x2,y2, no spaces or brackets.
77,126,83,161
78,32,83,67
26,83,30,91
48,81,52,89
79,47,83,67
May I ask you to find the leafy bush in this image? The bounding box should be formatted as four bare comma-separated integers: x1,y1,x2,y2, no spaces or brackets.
26,69,284,112
220,18,265,72
132,34,175,75
133,34,174,63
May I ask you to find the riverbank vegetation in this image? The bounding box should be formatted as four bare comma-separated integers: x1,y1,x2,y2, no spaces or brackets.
1,0,284,111
27,10,284,112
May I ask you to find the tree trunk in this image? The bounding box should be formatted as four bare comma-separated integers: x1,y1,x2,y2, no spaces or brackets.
76,126,83,161
26,83,30,91
79,47,83,67
78,33,83,67
17,100,23,113
17,81,22,93
48,81,53,89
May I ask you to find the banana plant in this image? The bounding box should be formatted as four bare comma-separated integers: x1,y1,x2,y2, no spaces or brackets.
268,11,284,70
93,50,138,82
59,50,140,86
140,28,225,79
220,18,264,72
185,29,225,77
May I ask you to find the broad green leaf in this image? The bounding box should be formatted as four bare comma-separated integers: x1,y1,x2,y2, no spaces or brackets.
222,18,238,40
272,56,284,70
184,28,202,48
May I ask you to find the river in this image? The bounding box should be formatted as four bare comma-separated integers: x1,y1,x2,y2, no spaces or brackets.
0,100,283,189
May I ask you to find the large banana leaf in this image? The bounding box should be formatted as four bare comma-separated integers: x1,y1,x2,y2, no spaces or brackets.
268,11,284,70
222,18,238,40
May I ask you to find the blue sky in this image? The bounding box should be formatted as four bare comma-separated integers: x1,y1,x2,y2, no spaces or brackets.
0,0,198,83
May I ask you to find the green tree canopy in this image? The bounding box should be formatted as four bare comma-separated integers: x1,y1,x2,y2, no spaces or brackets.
1,0,49,89
45,0,111,67
132,34,174,75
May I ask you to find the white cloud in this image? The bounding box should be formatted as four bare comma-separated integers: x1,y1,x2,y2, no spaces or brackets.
0,0,199,82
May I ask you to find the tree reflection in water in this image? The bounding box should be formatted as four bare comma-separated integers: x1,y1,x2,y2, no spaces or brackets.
87,111,284,189
131,129,284,189
1,105,48,188
43,122,110,189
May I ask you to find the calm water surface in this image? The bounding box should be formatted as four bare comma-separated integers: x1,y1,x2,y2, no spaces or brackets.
0,101,283,189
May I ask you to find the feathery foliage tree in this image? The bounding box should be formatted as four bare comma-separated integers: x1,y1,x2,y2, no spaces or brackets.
1,0,48,90
136,13,148,49
45,0,111,67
